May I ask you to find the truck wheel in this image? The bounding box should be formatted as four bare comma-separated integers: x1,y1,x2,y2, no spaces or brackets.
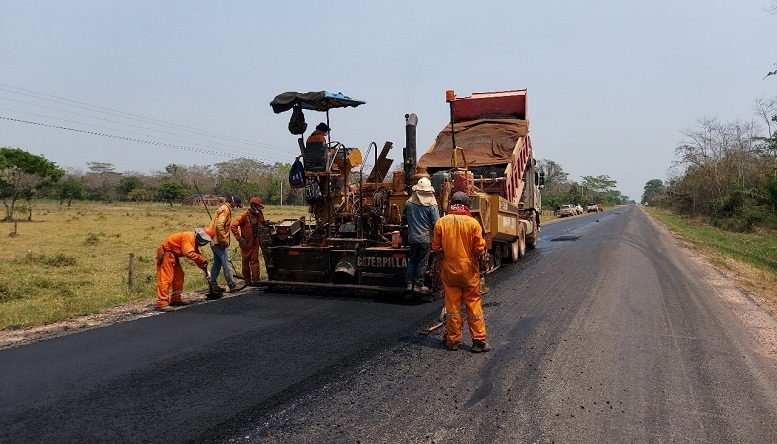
507,229,526,263
526,215,539,249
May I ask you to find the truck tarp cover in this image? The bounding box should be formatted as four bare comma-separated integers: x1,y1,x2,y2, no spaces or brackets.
418,118,529,168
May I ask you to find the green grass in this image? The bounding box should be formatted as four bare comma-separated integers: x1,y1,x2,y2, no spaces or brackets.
0,200,308,329
644,206,777,276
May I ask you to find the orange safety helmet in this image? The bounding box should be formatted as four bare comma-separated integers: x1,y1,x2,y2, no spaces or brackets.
202,226,216,238
249,197,264,209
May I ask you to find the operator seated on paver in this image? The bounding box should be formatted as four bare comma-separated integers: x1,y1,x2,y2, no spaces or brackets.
155,227,214,310
432,191,491,353
304,122,330,172
401,177,439,293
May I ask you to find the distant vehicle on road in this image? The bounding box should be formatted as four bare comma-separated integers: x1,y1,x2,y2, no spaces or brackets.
574,204,584,215
587,203,599,213
558,204,577,217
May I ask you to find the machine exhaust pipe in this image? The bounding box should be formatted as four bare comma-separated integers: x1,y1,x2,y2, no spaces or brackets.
404,113,418,191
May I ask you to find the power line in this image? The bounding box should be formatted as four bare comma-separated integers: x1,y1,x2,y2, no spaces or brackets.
0,115,281,165
0,83,287,154
0,101,259,159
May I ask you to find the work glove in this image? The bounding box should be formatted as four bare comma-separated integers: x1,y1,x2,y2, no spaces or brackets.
204,268,211,280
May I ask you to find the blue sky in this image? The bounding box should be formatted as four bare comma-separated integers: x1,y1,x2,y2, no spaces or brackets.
1,1,775,201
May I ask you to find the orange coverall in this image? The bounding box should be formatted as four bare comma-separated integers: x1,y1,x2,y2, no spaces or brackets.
431,213,487,347
156,231,208,307
230,209,265,284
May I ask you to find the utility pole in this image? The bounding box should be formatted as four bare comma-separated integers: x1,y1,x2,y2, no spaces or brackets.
280,180,283,206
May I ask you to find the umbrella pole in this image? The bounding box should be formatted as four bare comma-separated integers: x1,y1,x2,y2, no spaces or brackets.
326,110,331,145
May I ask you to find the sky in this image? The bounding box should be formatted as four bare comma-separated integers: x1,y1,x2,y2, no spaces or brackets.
1,1,775,201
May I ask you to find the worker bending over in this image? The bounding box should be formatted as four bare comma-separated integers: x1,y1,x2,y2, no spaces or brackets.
231,196,266,286
155,227,214,310
431,191,490,352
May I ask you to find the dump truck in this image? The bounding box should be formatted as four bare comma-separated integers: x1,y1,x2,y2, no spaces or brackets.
417,89,543,269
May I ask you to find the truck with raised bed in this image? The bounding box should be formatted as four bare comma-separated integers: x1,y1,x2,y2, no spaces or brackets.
417,89,543,269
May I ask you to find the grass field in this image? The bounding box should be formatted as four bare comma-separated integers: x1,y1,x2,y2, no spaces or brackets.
644,206,777,311
0,200,307,329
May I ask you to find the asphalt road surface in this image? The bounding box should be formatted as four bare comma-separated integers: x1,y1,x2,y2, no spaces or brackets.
2,205,776,443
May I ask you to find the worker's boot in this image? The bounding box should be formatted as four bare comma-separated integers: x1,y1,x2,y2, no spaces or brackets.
206,284,224,300
209,282,226,294
471,340,492,353
228,281,247,293
415,281,429,293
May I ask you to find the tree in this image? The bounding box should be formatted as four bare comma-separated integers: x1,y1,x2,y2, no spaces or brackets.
581,175,617,194
53,176,87,207
157,182,185,206
214,157,270,184
126,188,149,202
0,147,63,221
642,179,665,205
116,176,143,200
538,159,568,186
580,175,617,205
84,161,120,203
86,161,115,174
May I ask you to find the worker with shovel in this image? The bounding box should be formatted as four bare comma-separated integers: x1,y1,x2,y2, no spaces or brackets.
209,194,244,295
231,196,266,286
155,227,214,311
432,191,490,352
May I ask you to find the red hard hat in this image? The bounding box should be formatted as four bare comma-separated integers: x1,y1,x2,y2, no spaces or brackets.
249,197,264,208
202,227,215,238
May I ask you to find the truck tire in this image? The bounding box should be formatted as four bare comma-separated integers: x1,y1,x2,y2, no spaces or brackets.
526,217,538,250
507,228,526,263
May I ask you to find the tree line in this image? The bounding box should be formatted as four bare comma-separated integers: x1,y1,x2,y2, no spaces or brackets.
641,96,777,232
2,144,630,222
0,150,305,221
537,160,629,209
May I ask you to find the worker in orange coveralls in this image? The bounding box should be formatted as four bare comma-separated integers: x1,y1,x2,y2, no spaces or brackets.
231,196,266,286
431,191,490,352
155,227,214,311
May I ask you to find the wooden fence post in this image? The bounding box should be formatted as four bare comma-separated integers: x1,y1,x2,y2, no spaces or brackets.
128,253,135,290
